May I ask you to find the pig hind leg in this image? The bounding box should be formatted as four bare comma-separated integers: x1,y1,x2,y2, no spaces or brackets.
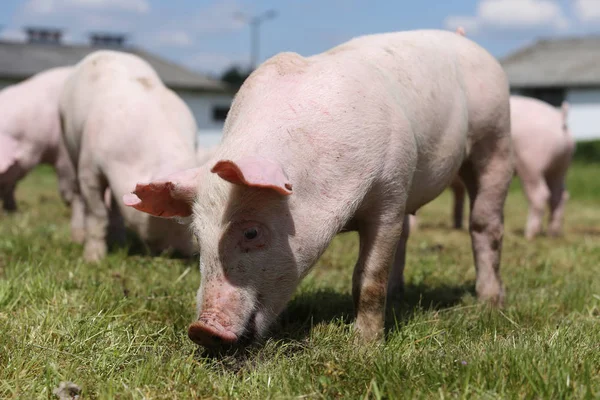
353,213,406,341
520,175,550,240
547,173,568,237
1,183,17,212
79,164,110,262
386,214,410,313
459,133,512,306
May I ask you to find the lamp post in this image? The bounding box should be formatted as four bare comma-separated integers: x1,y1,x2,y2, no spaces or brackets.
235,10,278,70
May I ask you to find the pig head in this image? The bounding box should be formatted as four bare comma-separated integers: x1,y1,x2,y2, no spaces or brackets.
124,157,307,345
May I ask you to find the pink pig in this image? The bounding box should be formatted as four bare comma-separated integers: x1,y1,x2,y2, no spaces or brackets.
60,50,199,262
445,96,575,238
124,30,514,347
0,67,86,233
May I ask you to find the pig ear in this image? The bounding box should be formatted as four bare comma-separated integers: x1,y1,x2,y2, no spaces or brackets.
211,156,293,195
122,167,202,218
0,136,19,174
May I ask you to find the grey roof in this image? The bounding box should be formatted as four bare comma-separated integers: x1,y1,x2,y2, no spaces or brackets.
0,40,229,92
501,36,600,89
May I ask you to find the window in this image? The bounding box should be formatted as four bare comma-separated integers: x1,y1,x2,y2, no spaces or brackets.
212,106,230,122
520,88,566,107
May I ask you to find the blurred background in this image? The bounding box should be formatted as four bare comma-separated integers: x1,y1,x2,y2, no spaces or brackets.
2,0,600,149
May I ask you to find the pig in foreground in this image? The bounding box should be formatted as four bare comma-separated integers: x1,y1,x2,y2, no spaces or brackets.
444,96,575,239
0,67,82,223
124,30,514,347
60,50,199,262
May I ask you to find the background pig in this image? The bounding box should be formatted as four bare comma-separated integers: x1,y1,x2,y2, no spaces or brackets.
0,67,85,236
124,30,513,347
441,96,575,238
510,96,575,238
60,50,199,262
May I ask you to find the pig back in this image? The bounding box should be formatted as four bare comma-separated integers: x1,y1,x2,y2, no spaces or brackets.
321,30,510,213
0,67,73,170
510,95,574,174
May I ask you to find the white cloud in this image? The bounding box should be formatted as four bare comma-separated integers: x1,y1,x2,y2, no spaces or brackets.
575,0,600,22
24,0,149,15
445,0,568,33
155,31,193,48
67,0,149,13
192,1,247,34
25,0,56,14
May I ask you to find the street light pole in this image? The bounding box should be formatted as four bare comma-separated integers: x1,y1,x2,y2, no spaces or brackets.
235,10,278,70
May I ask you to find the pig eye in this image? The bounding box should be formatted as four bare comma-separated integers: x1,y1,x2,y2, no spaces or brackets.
244,227,259,240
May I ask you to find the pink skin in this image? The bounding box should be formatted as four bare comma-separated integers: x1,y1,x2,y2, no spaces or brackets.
444,96,575,238
0,67,86,236
124,29,513,347
60,50,200,262
510,96,575,239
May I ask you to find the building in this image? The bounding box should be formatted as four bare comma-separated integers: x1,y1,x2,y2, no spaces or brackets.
502,36,600,141
0,28,232,148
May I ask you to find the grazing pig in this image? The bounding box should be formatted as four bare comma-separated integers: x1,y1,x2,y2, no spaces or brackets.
60,50,198,262
445,96,575,238
512,96,575,238
124,30,513,346
0,67,85,232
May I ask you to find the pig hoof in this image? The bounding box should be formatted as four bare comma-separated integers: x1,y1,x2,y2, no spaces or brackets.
71,229,86,244
476,284,505,307
354,319,384,343
2,202,17,212
548,228,562,238
84,241,106,262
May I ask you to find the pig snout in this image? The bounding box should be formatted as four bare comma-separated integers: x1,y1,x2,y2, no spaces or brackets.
188,317,238,347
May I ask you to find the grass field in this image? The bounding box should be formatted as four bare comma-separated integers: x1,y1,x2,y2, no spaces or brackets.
1,163,599,399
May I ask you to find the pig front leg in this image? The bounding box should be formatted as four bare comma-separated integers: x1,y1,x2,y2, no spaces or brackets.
79,167,109,262
70,195,86,244
547,179,569,237
1,183,17,212
521,177,550,240
460,135,513,306
386,214,410,306
352,215,405,341
53,155,85,243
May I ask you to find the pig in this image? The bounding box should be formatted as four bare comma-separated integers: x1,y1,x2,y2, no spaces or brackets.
0,67,85,235
124,30,514,347
59,50,199,262
444,96,575,238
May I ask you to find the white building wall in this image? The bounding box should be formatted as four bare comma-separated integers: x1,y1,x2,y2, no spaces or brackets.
565,89,600,141
175,90,232,148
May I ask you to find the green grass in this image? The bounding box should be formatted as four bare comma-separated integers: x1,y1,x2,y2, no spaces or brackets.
1,164,599,399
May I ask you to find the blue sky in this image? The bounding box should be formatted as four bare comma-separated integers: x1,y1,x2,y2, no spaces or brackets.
1,0,599,77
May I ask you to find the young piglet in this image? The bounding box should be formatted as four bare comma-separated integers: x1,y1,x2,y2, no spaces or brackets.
0,68,82,229
60,50,199,262
125,30,514,347
447,96,575,238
